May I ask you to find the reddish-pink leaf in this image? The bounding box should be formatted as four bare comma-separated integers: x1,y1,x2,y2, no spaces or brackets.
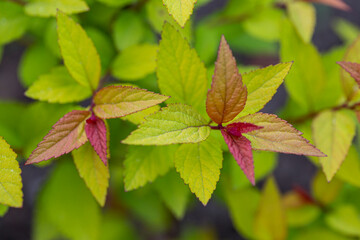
337,61,360,86
85,114,108,165
26,110,90,165
221,129,255,185
225,122,263,137
206,36,247,124
307,0,350,11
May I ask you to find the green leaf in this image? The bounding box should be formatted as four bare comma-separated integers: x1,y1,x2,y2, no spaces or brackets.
112,11,145,51
0,2,28,45
36,159,101,240
175,136,223,205
93,85,168,119
312,109,356,181
57,11,101,91
157,22,207,111
163,0,196,27
312,171,343,206
223,185,260,239
280,18,326,112
72,142,109,206
341,37,360,99
122,105,160,125
0,204,8,217
26,66,92,103
154,170,190,219
336,146,360,187
326,205,360,236
254,177,287,240
235,62,293,119
334,19,360,44
124,145,177,191
123,104,211,145
25,0,89,17
0,137,22,208
97,0,136,7
293,227,352,240
99,213,138,240
19,44,58,87
286,205,321,227
112,44,158,81
287,1,316,43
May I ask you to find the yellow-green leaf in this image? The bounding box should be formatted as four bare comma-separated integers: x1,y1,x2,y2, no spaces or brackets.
57,11,100,91
163,0,196,27
235,62,293,118
72,142,109,206
312,109,356,181
254,177,287,240
123,104,211,145
157,22,207,111
175,136,223,205
26,66,92,103
288,1,316,43
0,137,22,208
325,205,360,237
336,146,360,187
312,171,343,206
124,145,177,191
93,86,168,119
112,44,158,81
25,0,89,17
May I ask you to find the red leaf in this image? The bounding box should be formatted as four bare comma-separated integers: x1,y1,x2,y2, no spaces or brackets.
206,36,247,124
225,122,263,137
85,114,108,165
26,110,90,164
221,129,255,185
307,0,350,11
337,61,360,87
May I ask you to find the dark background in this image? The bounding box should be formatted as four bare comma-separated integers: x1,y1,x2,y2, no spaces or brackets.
1,0,360,239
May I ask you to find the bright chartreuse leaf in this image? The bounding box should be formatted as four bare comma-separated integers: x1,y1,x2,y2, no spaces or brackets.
86,27,116,74
112,44,158,81
163,0,196,27
19,44,58,87
93,85,168,119
26,110,90,165
287,1,316,43
36,159,101,240
157,22,207,111
153,170,190,219
25,0,89,17
124,145,177,191
122,105,160,125
0,2,28,45
72,142,109,206
326,205,360,236
57,11,101,91
280,18,326,112
235,62,293,119
0,137,22,208
254,177,287,240
174,136,222,205
0,204,8,217
312,109,356,181
312,171,343,206
336,146,360,187
206,36,247,124
123,104,211,145
112,11,145,51
223,185,260,238
25,66,92,103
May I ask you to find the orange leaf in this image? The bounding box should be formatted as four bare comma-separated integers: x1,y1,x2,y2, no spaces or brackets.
26,110,90,164
206,36,247,124
239,113,325,157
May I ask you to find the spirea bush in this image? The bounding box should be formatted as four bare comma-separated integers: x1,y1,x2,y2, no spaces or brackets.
1,0,360,239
